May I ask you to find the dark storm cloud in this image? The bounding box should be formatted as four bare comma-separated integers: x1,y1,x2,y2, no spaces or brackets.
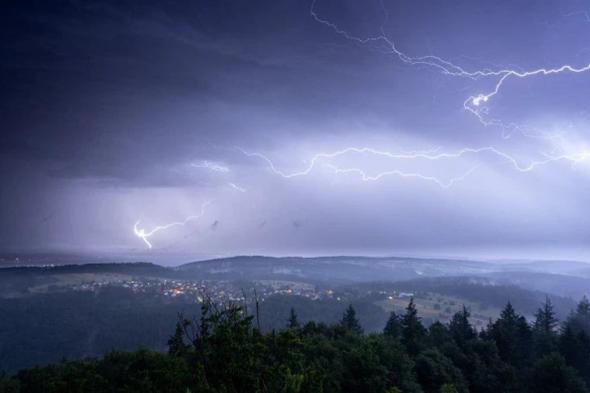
2,0,590,258
1,0,325,184
3,0,480,185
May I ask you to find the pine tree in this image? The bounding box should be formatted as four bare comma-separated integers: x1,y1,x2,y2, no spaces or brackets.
530,353,589,393
168,321,188,356
287,307,300,329
401,298,426,355
579,297,590,315
560,325,581,365
560,324,590,385
340,304,363,335
428,321,450,349
384,311,402,338
566,297,590,336
489,302,532,367
533,297,559,357
534,297,559,334
449,306,475,345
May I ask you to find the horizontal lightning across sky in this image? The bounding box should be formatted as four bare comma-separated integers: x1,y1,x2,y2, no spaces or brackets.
191,161,230,173
133,143,590,249
240,146,590,188
132,2,590,250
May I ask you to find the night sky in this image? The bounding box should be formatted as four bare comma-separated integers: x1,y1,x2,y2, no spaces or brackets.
2,0,590,262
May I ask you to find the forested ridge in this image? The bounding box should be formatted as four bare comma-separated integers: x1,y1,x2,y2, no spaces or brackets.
2,297,590,393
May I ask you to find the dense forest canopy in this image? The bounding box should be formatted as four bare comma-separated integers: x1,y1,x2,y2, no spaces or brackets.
2,296,590,393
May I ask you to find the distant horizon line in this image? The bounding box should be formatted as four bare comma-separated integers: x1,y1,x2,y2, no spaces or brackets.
1,249,589,267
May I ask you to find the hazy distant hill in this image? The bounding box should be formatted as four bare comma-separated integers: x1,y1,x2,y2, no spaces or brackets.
177,255,590,299
0,252,125,268
1,255,589,299
0,263,171,298
177,255,498,283
481,271,590,300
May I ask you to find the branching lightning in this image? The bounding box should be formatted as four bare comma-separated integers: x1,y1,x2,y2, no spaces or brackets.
241,146,590,188
129,2,590,251
462,65,590,138
134,201,211,249
325,163,479,188
310,0,590,136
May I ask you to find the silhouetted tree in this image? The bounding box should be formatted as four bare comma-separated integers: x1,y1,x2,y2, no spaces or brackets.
533,297,559,357
561,314,590,385
167,320,188,356
341,304,363,335
449,306,476,346
414,349,468,393
287,307,300,329
401,298,426,355
428,321,450,349
566,297,590,336
384,311,402,338
529,353,589,393
488,302,532,367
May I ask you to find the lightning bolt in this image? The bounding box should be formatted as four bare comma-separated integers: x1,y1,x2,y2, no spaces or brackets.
463,65,590,138
130,3,590,250
241,146,590,188
134,201,211,249
563,10,590,23
311,0,590,136
325,163,479,188
191,161,230,173
228,182,247,193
